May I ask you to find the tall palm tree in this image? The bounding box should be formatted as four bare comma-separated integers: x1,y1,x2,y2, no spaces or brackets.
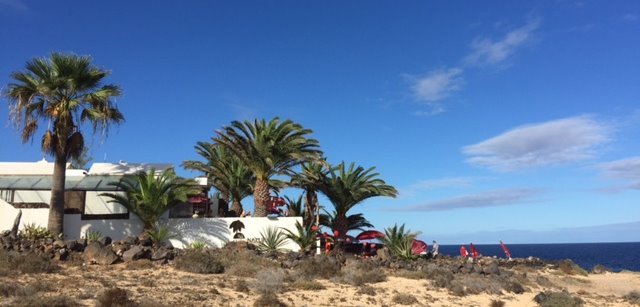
101,169,200,231
289,161,328,227
317,162,397,239
213,118,322,217
183,142,254,216
5,53,123,234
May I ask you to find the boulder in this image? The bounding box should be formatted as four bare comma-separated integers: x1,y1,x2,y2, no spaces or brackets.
151,247,170,261
375,248,391,261
55,248,69,261
121,236,137,245
65,240,82,252
482,261,500,275
137,234,152,247
122,245,150,262
98,236,112,246
53,240,66,249
84,242,119,265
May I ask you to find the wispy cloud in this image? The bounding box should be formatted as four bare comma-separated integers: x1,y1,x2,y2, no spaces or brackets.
597,156,640,191
0,0,27,11
412,68,464,103
394,188,538,212
464,19,541,67
463,116,610,172
621,13,638,22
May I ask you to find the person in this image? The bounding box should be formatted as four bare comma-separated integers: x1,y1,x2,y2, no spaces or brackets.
469,243,480,261
500,240,512,260
460,245,469,259
432,240,439,258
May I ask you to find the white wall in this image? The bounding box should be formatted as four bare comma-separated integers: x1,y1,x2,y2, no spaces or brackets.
166,217,302,251
0,199,49,231
84,191,127,214
1,200,302,252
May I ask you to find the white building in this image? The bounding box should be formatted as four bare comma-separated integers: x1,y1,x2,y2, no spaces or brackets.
0,160,301,250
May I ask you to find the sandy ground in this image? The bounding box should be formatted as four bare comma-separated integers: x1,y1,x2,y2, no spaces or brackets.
1,262,638,306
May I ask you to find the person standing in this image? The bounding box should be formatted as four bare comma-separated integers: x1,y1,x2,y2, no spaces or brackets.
469,243,480,260
460,245,469,259
432,240,440,258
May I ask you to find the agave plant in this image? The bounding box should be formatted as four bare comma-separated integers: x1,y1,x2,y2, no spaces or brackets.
380,224,420,260
282,221,318,252
256,226,289,253
85,229,103,242
189,241,208,249
146,224,176,245
284,195,304,217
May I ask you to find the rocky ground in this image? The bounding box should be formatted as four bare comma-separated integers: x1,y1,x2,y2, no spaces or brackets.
1,232,639,306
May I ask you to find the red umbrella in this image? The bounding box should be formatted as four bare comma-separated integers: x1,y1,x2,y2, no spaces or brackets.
356,230,385,241
411,239,428,255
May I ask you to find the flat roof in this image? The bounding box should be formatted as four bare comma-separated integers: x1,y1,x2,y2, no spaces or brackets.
0,175,125,191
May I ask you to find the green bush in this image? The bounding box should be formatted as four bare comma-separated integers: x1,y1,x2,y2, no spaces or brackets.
533,291,584,307
85,229,102,242
20,223,53,240
256,226,289,253
282,221,318,252
146,224,175,245
175,250,224,274
392,293,418,305
188,241,208,249
380,224,419,260
96,287,137,307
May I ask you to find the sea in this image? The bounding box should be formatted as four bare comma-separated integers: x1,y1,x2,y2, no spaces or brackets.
437,242,640,272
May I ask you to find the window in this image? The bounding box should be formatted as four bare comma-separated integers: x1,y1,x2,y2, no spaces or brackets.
0,190,13,203
81,191,129,220
64,191,85,214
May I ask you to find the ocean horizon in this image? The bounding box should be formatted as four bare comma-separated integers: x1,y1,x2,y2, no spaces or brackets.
437,242,640,272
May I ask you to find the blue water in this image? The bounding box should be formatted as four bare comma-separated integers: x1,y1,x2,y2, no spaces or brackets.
437,242,640,272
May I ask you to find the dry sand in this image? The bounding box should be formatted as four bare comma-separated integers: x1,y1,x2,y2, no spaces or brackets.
1,261,639,307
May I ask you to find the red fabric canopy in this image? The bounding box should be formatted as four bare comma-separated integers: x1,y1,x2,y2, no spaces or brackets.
411,239,428,255
356,230,385,241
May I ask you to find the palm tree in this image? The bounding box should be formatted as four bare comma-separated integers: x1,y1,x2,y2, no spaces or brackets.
289,161,328,227
284,195,303,217
213,118,322,217
317,162,397,239
380,224,420,260
5,53,123,234
101,169,200,231
183,142,254,216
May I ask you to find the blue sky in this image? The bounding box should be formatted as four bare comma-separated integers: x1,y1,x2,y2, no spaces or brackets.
1,1,639,244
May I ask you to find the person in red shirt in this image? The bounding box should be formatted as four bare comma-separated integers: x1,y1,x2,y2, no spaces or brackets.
460,245,469,259
469,243,480,260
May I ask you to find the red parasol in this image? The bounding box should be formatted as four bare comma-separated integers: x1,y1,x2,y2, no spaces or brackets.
411,239,428,255
356,230,385,241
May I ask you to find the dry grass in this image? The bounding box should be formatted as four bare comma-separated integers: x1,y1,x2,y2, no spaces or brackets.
391,293,418,305
174,249,224,274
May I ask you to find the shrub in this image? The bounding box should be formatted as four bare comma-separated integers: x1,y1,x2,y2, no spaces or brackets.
189,241,208,249
253,294,286,307
0,250,58,275
624,290,640,305
216,249,276,278
256,227,289,253
251,268,285,296
282,221,318,252
85,230,102,242
334,261,386,286
422,264,454,288
96,287,137,307
0,283,19,297
235,279,250,293
20,223,54,240
291,279,325,290
12,295,81,307
448,275,502,296
380,224,419,260
357,285,376,296
502,280,526,294
533,291,584,307
557,259,588,276
490,300,506,307
175,250,224,274
295,255,342,280
146,224,175,245
125,259,154,270
392,293,418,305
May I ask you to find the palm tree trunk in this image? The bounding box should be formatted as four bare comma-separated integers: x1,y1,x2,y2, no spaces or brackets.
230,199,243,217
253,178,270,217
304,190,317,227
48,154,66,235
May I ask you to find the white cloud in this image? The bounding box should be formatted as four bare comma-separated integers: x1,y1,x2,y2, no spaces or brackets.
597,156,640,190
412,68,463,102
463,116,610,172
464,19,540,67
395,188,538,212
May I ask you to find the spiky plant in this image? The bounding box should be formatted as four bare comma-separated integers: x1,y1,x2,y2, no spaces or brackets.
284,195,304,217
146,223,176,244
213,118,322,217
101,169,200,231
282,221,318,252
85,230,102,242
256,226,289,253
380,224,420,260
189,241,208,250
5,52,124,234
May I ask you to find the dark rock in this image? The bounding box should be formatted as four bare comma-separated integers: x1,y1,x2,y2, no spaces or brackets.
591,264,610,274
121,236,137,245
483,262,500,275
151,248,170,261
55,248,69,261
375,248,391,261
84,242,119,265
161,241,174,249
122,245,150,261
137,234,152,247
65,240,81,252
98,236,112,246
461,263,474,274
53,239,66,249
1,230,10,237
10,210,22,237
